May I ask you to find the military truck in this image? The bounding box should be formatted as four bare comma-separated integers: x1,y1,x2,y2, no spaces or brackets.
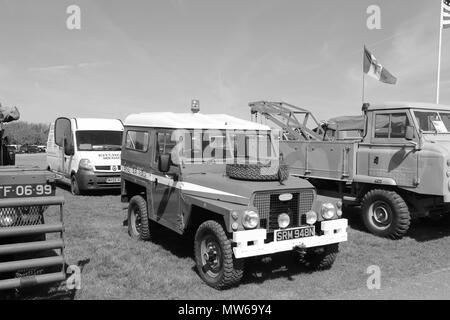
250,100,450,239
0,105,66,292
121,103,347,289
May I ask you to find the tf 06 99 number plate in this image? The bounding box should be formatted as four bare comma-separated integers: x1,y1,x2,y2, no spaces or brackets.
275,226,315,242
0,184,55,199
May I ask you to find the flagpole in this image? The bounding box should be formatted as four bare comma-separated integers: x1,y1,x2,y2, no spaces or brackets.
362,45,365,105
437,0,443,104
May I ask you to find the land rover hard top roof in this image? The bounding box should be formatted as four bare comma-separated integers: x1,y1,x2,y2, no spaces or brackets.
124,112,271,131
367,101,450,112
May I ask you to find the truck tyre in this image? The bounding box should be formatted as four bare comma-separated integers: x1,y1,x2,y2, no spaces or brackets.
71,174,81,196
361,189,411,239
301,244,339,270
226,163,289,181
127,195,152,241
194,220,244,290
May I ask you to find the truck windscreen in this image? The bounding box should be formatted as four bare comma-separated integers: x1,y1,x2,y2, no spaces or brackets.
413,110,450,133
76,131,123,151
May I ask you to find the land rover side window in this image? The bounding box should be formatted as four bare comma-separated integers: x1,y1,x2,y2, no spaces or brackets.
125,130,149,152
155,131,177,161
375,113,409,139
375,114,389,138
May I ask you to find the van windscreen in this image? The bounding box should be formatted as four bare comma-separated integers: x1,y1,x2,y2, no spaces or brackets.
76,131,123,151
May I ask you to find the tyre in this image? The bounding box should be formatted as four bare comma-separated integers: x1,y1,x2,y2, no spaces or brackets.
301,244,339,270
226,163,289,181
127,195,151,241
70,174,81,195
361,189,411,239
194,220,244,289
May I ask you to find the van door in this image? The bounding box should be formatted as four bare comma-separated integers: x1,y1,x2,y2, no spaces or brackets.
151,129,182,231
54,118,75,177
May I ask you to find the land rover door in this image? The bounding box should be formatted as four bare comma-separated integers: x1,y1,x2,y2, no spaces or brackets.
152,129,182,231
366,110,419,187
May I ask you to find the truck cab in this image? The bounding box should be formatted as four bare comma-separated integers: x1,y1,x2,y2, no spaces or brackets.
250,100,450,239
121,104,347,289
47,118,124,195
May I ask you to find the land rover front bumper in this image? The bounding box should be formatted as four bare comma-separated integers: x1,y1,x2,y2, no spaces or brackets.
232,219,348,259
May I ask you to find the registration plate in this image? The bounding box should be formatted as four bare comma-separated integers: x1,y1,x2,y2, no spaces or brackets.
106,177,121,183
0,184,55,199
275,226,315,242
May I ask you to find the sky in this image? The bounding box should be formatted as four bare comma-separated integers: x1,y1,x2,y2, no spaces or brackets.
0,0,449,124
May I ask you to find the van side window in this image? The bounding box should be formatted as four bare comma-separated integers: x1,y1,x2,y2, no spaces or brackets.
375,113,410,139
126,130,149,152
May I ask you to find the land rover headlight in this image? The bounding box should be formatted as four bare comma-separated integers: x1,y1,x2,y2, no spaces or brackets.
0,209,17,227
243,210,259,229
321,203,336,220
277,213,290,229
79,159,93,171
306,211,318,225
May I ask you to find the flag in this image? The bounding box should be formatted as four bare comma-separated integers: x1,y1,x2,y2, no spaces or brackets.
363,46,397,85
443,0,450,29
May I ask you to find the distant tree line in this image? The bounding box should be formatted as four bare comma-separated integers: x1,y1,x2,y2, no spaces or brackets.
2,121,49,145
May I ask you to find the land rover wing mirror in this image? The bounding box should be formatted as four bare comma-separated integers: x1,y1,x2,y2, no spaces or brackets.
158,153,171,173
405,126,414,141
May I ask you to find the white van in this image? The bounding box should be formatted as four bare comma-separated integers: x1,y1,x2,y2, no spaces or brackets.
47,117,124,195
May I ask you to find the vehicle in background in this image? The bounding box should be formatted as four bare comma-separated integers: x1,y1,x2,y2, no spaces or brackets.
250,101,450,239
37,145,46,153
46,118,124,195
0,104,67,292
121,101,347,289
19,144,40,154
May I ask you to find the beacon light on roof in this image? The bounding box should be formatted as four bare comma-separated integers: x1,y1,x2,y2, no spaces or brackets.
191,99,200,113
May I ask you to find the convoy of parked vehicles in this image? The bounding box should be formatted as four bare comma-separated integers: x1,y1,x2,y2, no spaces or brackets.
1,98,450,292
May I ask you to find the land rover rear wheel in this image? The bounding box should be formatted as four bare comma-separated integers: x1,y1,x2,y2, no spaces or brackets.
194,220,244,290
361,189,411,240
128,195,151,241
301,243,339,270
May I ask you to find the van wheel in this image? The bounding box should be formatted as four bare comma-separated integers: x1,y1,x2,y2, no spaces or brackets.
194,220,244,290
71,175,81,195
128,195,151,241
361,189,411,239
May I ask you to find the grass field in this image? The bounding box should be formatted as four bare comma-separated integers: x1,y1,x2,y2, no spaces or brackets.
5,154,450,299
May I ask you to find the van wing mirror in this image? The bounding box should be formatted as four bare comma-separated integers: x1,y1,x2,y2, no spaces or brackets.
158,153,171,173
64,141,74,156
405,126,414,141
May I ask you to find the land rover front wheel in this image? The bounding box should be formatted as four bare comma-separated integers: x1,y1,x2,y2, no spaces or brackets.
194,220,244,290
127,195,152,241
361,189,411,239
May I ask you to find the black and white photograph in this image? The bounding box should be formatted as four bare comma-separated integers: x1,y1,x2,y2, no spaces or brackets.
0,0,450,306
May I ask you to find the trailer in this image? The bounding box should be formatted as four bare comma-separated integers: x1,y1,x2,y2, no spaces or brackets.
250,100,450,239
0,104,67,292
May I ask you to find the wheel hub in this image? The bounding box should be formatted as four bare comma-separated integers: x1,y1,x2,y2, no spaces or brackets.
369,200,392,228
200,237,221,276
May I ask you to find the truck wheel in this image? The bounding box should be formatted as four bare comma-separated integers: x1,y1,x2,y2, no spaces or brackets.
194,220,244,290
71,175,81,195
128,195,151,241
361,189,411,239
301,244,339,270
